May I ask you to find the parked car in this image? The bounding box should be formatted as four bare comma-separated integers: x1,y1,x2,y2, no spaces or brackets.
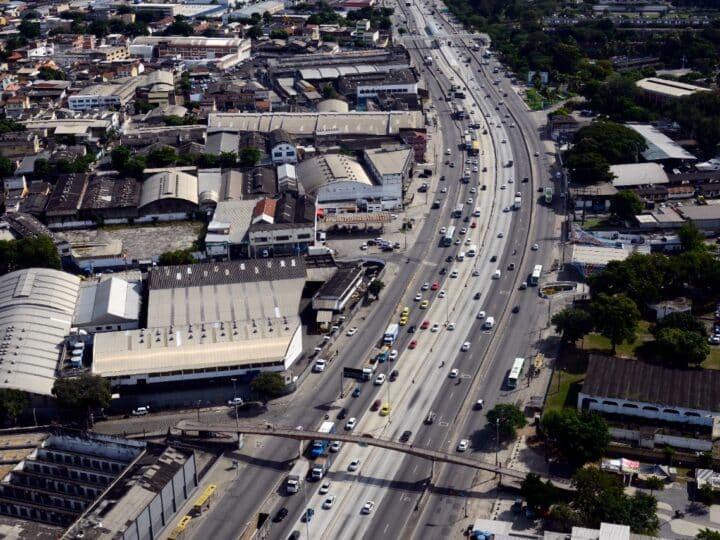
132,406,149,416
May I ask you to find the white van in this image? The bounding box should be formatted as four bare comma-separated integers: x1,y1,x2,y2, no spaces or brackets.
483,317,495,329
473,207,481,217
457,252,465,261
492,269,501,279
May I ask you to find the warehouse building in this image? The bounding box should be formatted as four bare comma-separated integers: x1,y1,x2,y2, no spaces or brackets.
92,259,306,390
73,274,142,333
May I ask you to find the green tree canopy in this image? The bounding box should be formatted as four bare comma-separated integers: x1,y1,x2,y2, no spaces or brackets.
158,249,194,266
521,473,561,513
486,403,527,440
551,307,594,344
38,66,67,80
678,221,707,252
147,146,178,167
0,155,16,177
587,253,672,305
565,151,614,184
0,389,29,425
590,293,640,353
218,152,238,167
655,327,709,367
0,236,60,276
697,528,720,540
367,279,385,298
250,372,286,399
610,190,644,221
52,374,112,411
571,121,648,164
111,145,132,171
653,312,707,338
239,146,261,167
542,409,610,466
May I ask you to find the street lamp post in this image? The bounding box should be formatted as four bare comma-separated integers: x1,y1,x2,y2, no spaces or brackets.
495,417,500,467
232,378,240,449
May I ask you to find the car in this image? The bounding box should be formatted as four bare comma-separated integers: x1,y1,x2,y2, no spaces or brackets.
132,406,149,416
380,403,391,416
446,255,454,263
500,184,506,190
227,397,244,407
466,197,473,204
401,307,410,317
421,282,430,291
465,158,471,164
520,281,528,290
302,508,315,522
497,232,504,238
414,293,422,302
273,507,289,522
389,349,398,361
374,373,386,385
501,139,507,143
420,300,429,309
459,227,466,236
472,166,478,172
490,255,497,262
400,430,412,443
439,289,447,298
472,269,480,276
449,368,459,378
408,340,418,350
470,221,477,228
439,267,447,275
440,227,447,235
425,411,436,424
431,323,440,332
431,281,439,290
461,341,471,351
508,178,514,183
330,440,342,452
449,162,455,167
531,243,539,251
522,176,529,183
512,305,520,313
408,324,416,333
389,369,399,381
345,417,357,430
503,206,510,213
508,262,516,270
371,399,382,411
473,291,481,300
319,481,331,494
450,270,459,278
323,496,336,509
352,387,361,397
360,243,368,250
421,319,430,330
337,407,348,419
347,326,359,337
709,336,720,345
470,187,477,194
445,148,452,155
349,458,361,471
474,399,484,410
457,439,469,452
454,238,461,245
362,501,375,514
465,239,472,246
534,151,540,157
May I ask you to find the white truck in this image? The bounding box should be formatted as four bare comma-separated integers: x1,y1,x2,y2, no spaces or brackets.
514,196,522,210
424,55,433,65
286,460,307,494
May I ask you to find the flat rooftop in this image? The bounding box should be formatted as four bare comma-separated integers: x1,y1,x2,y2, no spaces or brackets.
627,124,696,161
636,77,711,99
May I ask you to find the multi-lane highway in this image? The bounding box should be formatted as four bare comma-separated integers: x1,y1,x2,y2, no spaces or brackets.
193,3,560,538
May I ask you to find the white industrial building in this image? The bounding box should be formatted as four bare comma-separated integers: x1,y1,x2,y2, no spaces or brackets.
626,123,696,162
73,274,142,333
609,162,668,188
92,259,307,388
0,268,81,397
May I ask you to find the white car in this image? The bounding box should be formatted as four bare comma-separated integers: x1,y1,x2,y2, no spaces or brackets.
323,495,336,509
345,417,357,430
531,243,539,251
477,310,486,319
227,397,243,407
465,158,471,164
461,341,471,351
374,373,386,385
313,359,326,372
346,327,358,336
454,238,461,245
132,406,149,416
449,368,459,378
440,227,447,234
447,322,456,330
534,151,540,157
349,458,361,471
422,282,430,291
441,186,448,193
319,481,331,494
439,289,447,298
415,293,422,301
472,166,478,172
500,184,506,190
470,187,476,194
710,335,720,345
503,207,510,213
330,441,342,452
450,270,459,278
460,227,467,235
466,198,473,204
389,349,398,361
508,178,514,183
362,501,375,514
457,439,469,452
431,323,440,332
445,148,452,155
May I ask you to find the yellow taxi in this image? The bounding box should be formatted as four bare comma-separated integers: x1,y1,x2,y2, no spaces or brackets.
419,300,430,309
380,403,391,416
399,316,408,326
401,306,410,317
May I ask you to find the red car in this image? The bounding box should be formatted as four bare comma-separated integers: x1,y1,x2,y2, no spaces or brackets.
371,399,381,411
431,281,439,291
420,320,430,330
408,340,418,350
470,222,477,228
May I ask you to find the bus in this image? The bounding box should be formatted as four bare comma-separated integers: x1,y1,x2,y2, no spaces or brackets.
441,225,455,246
464,134,472,150
470,139,480,156
507,357,525,388
530,265,542,286
455,107,466,120
453,204,463,218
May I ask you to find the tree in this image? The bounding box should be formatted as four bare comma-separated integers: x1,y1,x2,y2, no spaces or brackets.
486,403,527,440
250,372,285,400
551,307,593,344
18,20,40,39
0,389,29,425
367,279,385,298
645,476,665,495
697,529,720,540
571,121,648,164
163,114,189,126
521,473,561,513
52,374,112,416
697,483,715,505
33,158,52,179
542,409,610,466
38,66,67,80
219,151,238,167
590,293,640,354
147,146,178,167
654,312,707,338
678,221,706,252
0,156,15,177
158,249,194,266
247,25,263,39
322,85,339,99
610,190,644,221
270,29,289,39
565,151,614,184
0,235,61,276
655,327,709,366
587,253,672,305
239,146,261,167
195,153,218,168
111,145,132,171
163,16,194,36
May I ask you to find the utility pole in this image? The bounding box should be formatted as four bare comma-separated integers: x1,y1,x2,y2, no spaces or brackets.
495,417,500,468
232,378,240,450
